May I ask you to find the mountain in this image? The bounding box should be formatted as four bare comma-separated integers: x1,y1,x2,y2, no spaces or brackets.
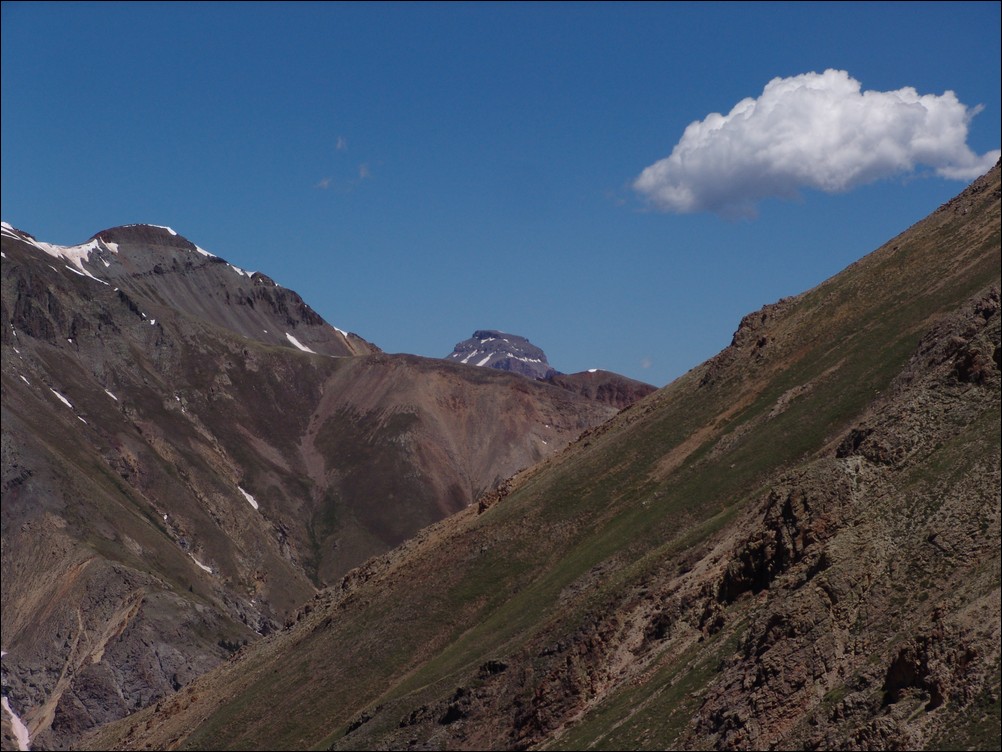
0,224,625,749
446,330,555,379
83,163,1000,751
2,222,377,358
446,330,657,409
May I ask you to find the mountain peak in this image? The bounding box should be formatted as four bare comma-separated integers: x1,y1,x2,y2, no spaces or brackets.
445,330,555,379
92,223,198,251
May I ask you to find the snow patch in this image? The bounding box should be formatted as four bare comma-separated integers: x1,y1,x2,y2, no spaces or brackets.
0,651,31,751
194,244,216,258
1,696,30,751
285,333,316,353
49,388,73,409
587,368,598,373
238,486,260,510
3,223,110,284
333,326,349,339
19,375,29,385
104,389,119,401
229,263,255,278
190,554,213,574
460,349,479,364
476,354,492,367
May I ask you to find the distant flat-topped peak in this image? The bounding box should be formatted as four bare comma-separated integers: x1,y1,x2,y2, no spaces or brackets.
92,224,198,251
446,330,554,379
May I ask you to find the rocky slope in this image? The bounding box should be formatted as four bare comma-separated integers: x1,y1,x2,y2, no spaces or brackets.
543,369,657,410
82,163,1000,751
0,224,622,749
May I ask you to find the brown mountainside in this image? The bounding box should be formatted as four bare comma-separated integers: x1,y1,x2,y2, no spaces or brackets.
83,163,1000,751
0,224,624,749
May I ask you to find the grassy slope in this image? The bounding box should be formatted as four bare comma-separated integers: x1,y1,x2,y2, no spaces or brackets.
84,165,1000,751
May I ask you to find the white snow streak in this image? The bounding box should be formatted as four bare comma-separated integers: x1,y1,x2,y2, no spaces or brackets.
1,696,30,750
238,486,260,510
190,554,213,574
49,389,73,409
460,349,479,364
285,333,316,353
476,354,492,367
1,223,111,284
229,263,253,278
104,389,119,401
19,375,29,385
1,651,31,751
505,353,542,363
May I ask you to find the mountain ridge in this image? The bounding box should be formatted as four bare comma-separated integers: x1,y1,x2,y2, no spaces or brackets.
0,221,631,749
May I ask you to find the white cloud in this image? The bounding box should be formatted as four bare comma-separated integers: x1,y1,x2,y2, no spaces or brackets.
358,163,371,180
633,69,1000,217
315,176,332,190
336,135,348,151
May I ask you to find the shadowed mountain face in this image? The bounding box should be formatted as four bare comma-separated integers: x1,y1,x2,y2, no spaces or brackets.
0,224,623,749
446,330,555,379
82,164,1000,752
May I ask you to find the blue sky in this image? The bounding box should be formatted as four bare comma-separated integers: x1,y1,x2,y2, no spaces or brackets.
2,2,999,386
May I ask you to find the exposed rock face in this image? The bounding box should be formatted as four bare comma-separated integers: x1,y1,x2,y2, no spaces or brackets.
0,223,621,749
445,330,555,379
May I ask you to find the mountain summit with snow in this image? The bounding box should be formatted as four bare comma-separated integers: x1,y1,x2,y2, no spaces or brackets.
1,221,375,358
445,329,556,379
